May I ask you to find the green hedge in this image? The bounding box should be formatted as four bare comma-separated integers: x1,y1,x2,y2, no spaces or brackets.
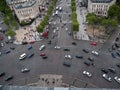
71,0,79,31
37,0,57,33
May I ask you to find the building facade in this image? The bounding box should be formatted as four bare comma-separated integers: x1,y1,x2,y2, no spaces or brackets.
88,0,116,16
13,0,39,23
6,0,47,23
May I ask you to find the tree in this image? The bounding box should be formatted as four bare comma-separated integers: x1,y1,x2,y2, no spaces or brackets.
86,13,98,37
102,18,118,34
6,28,16,37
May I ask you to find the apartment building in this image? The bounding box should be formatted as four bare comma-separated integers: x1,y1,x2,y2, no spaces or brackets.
88,0,116,16
6,0,47,23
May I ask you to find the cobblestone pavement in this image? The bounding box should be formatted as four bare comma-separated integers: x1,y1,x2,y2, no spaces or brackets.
28,74,63,87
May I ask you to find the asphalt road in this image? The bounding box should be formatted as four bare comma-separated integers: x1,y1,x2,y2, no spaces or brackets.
0,0,120,88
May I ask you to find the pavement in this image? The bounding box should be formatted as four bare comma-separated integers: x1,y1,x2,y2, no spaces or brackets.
75,0,89,40
28,74,63,87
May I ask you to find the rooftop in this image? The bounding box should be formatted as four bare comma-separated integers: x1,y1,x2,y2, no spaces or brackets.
14,0,36,9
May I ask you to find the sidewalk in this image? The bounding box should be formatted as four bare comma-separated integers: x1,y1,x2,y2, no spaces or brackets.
75,1,89,40
28,74,63,87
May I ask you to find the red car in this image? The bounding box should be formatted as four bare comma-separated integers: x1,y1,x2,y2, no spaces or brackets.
40,52,46,56
91,42,97,46
29,41,35,44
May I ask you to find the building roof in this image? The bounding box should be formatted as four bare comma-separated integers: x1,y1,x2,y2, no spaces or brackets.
91,0,113,3
14,0,36,9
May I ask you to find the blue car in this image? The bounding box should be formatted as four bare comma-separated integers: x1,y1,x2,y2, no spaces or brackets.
111,53,116,58
28,53,34,58
28,45,32,50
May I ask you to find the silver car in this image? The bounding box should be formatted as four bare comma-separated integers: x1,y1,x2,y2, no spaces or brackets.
102,74,112,82
65,55,72,59
114,76,120,84
83,71,92,77
21,68,30,73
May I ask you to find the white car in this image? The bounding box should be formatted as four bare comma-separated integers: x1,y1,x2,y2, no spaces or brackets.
102,74,112,82
21,68,30,73
83,71,92,77
92,50,99,56
39,45,45,51
1,43,4,47
0,52,2,56
54,46,61,49
19,53,27,60
65,55,72,59
114,76,120,84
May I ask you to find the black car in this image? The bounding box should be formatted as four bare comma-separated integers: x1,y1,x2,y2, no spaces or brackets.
84,61,90,66
76,55,83,59
42,56,48,59
108,67,116,73
116,63,120,68
28,53,34,58
64,49,70,51
0,72,5,77
5,76,13,81
101,68,108,74
88,57,94,62
63,60,71,67
10,46,15,50
83,49,89,53
22,42,28,45
5,50,11,54
72,42,77,45
116,52,120,57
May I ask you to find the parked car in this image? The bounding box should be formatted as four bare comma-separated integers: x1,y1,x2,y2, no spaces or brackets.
5,76,13,81
19,53,27,60
111,53,116,58
21,68,30,73
116,63,120,68
83,49,89,53
65,55,72,59
88,57,94,62
0,52,2,56
40,52,46,56
72,42,77,45
76,55,83,59
64,48,70,51
28,45,32,50
39,45,45,51
83,71,92,77
108,67,116,73
91,42,97,46
10,46,15,50
92,50,99,56
0,72,5,77
28,53,34,58
5,50,10,54
101,68,108,74
1,43,4,47
63,60,71,67
29,41,35,44
84,61,90,66
116,52,120,57
54,46,61,49
22,42,28,45
114,76,120,84
102,74,112,82
42,56,48,59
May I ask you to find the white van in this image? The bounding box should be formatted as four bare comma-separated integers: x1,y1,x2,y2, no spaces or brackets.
39,45,45,51
19,53,27,60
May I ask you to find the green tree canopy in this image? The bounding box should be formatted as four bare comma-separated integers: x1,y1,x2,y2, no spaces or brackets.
6,29,16,37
